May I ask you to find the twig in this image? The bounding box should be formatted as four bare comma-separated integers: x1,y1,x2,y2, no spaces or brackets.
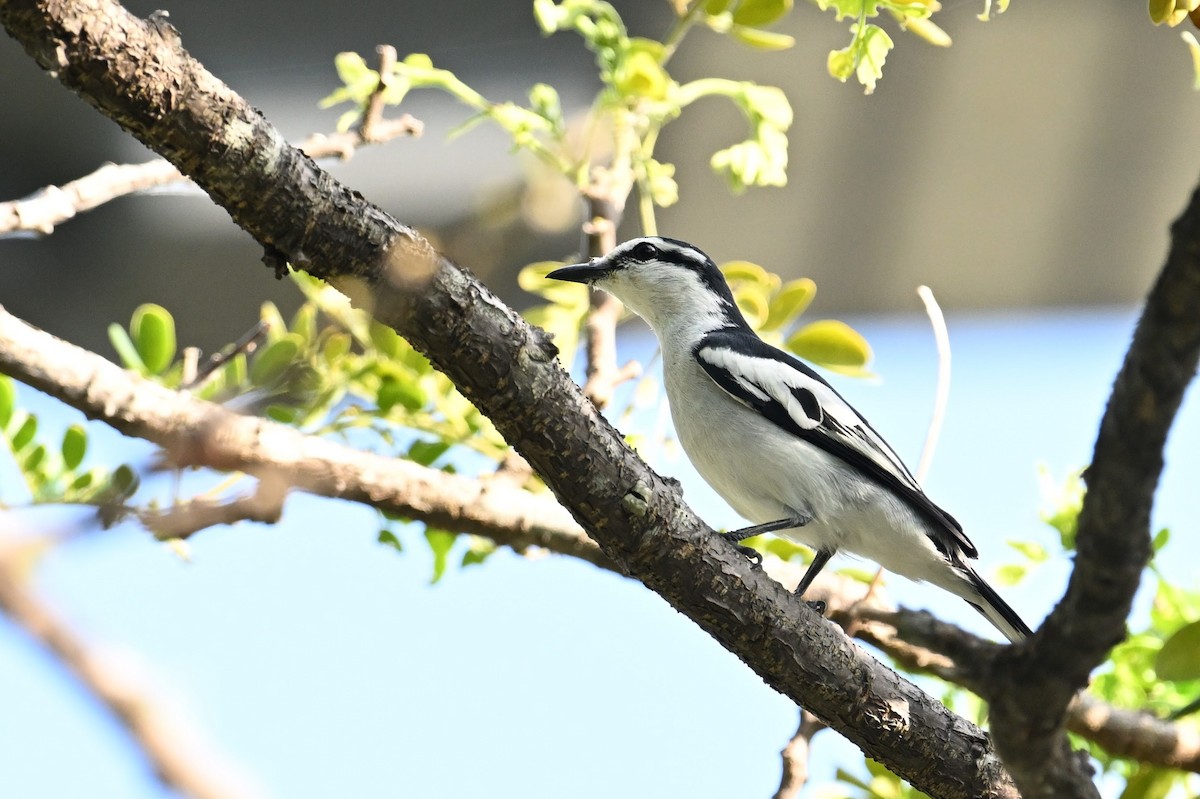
914,285,951,484
184,320,270,390
358,45,397,143
140,475,288,540
772,709,826,799
0,532,264,799
579,186,640,407
0,119,422,238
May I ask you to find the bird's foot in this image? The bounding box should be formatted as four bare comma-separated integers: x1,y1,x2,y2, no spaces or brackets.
804,599,827,616
720,532,764,569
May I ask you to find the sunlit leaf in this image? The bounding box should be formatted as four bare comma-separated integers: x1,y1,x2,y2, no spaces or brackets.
787,320,872,369
250,335,302,386
130,303,176,375
426,529,456,584
0,376,14,429
732,0,793,26
378,529,404,553
1156,620,1200,681
61,424,87,470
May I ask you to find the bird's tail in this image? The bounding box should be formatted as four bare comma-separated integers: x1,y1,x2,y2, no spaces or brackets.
961,566,1033,643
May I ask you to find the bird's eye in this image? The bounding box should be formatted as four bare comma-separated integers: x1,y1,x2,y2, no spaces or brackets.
629,242,659,262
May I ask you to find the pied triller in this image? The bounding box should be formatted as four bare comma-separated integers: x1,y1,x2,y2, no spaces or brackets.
548,236,1032,643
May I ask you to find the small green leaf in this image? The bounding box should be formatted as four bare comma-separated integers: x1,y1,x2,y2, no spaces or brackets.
731,25,796,50
265,405,297,423
291,303,318,343
323,332,352,363
1119,764,1178,799
250,335,302,386
369,320,404,359
10,413,37,452
0,376,15,428
111,464,140,501
69,470,96,491
1152,527,1171,553
108,323,146,372
425,529,456,584
1006,540,1048,563
22,443,46,472
378,529,404,553
787,320,872,369
1156,620,1200,681
462,538,496,568
763,278,816,331
731,0,793,26
61,424,87,470
377,375,427,413
130,303,176,374
994,564,1027,587
408,439,451,466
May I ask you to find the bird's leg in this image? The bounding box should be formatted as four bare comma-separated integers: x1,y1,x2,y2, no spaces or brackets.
720,513,812,569
794,549,833,615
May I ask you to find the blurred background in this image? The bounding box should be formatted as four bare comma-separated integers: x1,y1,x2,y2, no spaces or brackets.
3,2,1200,798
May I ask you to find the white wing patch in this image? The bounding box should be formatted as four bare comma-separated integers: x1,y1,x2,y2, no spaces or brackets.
697,345,921,492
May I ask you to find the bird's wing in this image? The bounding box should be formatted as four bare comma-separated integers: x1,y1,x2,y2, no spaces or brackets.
694,329,976,559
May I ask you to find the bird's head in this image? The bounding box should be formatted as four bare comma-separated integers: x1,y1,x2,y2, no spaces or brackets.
547,236,748,339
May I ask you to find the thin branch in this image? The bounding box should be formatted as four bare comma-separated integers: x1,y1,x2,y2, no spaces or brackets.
358,45,398,143
771,709,826,799
0,533,264,799
0,119,422,238
914,285,950,483
0,304,614,573
139,475,287,541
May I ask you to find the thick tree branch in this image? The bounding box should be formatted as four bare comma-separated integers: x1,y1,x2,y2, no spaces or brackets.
0,3,1020,795
982,178,1200,796
0,534,263,799
847,606,1200,774
0,305,612,571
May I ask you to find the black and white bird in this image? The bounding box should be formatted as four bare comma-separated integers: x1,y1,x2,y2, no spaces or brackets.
548,236,1032,643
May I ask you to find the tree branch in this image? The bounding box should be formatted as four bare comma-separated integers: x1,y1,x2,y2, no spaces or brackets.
0,117,421,238
0,3,1021,795
0,533,264,799
0,304,612,571
982,176,1200,796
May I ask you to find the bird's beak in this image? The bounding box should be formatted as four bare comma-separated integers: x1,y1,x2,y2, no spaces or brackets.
546,260,610,284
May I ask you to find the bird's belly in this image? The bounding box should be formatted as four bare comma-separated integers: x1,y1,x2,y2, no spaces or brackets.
668,375,945,576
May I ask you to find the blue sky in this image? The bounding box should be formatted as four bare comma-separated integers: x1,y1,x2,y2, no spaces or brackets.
2,304,1196,798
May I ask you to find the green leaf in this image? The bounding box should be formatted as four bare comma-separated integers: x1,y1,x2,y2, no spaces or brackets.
1156,620,1200,681
249,335,302,386
1120,764,1180,799
1183,31,1200,91
730,25,796,50
22,443,46,472
61,424,87,470
291,303,318,343
763,278,816,331
462,538,497,568
408,439,451,466
378,529,404,553
377,375,427,413
111,464,140,501
425,529,456,584
323,332,353,363
10,413,37,452
130,303,176,375
787,320,872,369
994,563,1027,587
732,0,793,27
369,320,404,359
107,322,146,372
1152,527,1171,553
1006,539,1048,563
0,376,15,429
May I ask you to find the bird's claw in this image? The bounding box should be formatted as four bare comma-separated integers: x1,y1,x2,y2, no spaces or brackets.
805,599,827,615
720,532,763,569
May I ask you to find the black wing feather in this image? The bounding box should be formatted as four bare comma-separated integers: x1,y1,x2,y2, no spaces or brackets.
695,328,977,560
